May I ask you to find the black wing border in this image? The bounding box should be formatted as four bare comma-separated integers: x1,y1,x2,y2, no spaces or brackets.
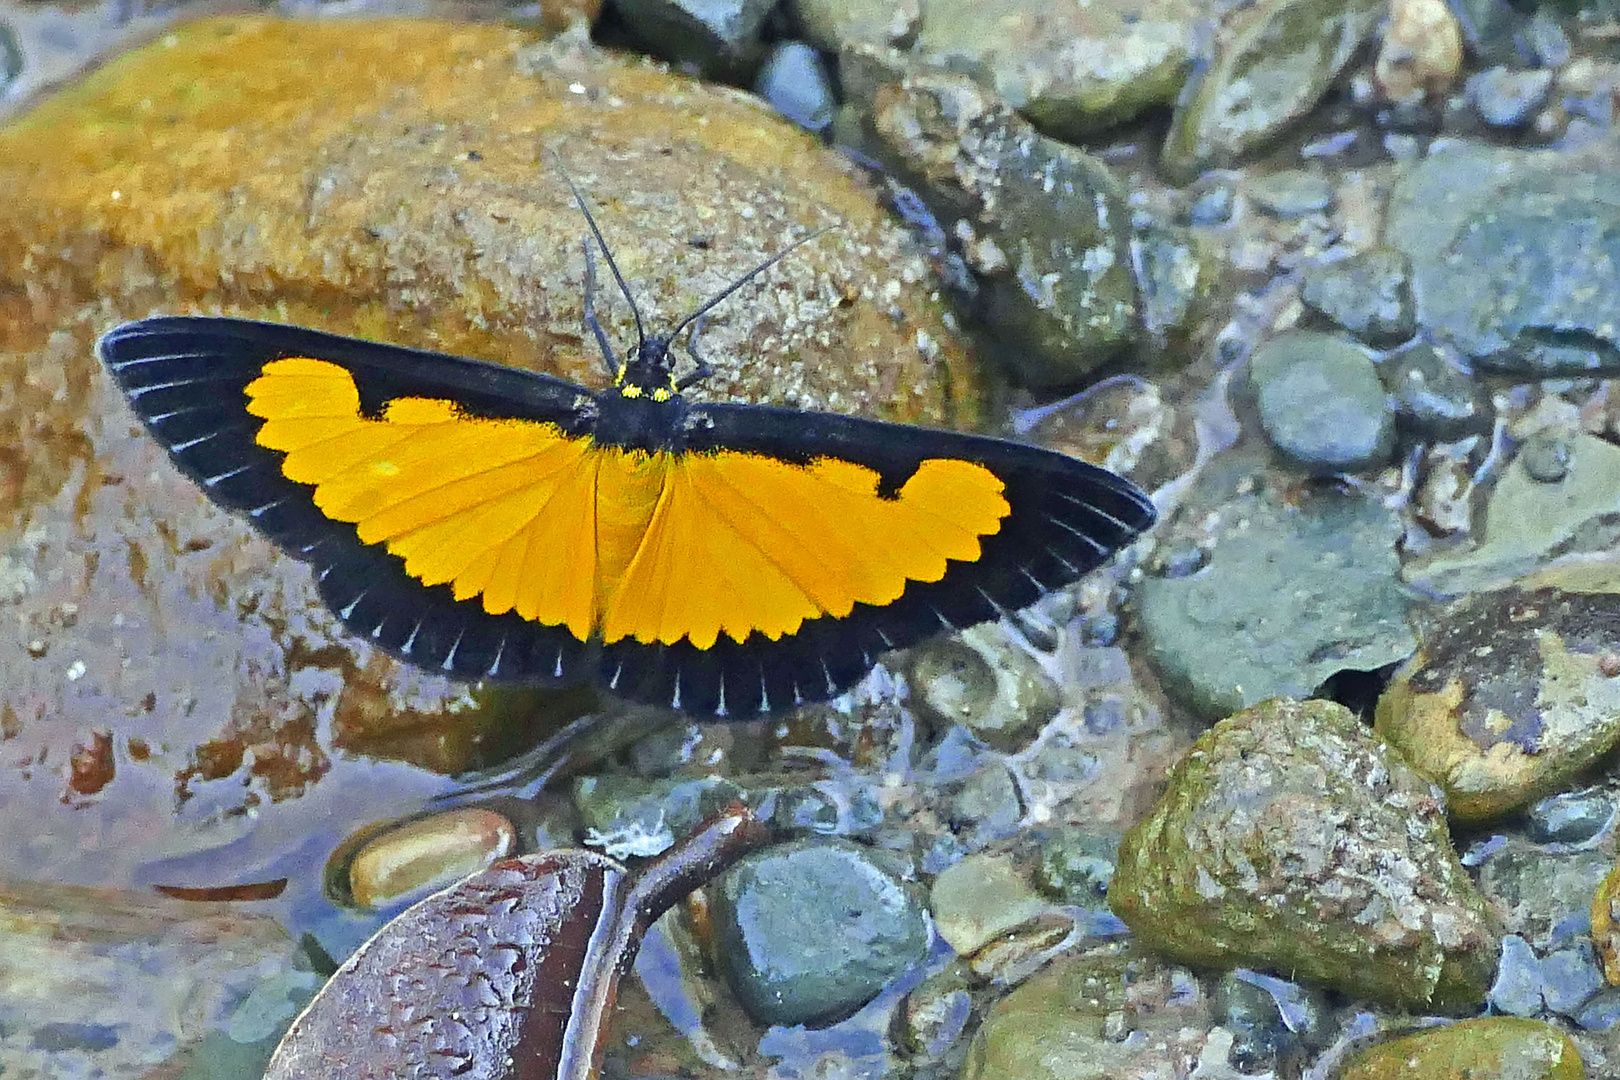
600,402,1156,716
98,315,600,688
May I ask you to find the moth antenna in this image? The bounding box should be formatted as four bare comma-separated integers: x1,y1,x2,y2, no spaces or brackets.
553,156,647,351
667,224,838,345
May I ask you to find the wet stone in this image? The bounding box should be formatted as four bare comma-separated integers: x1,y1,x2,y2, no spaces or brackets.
573,774,745,857
1380,342,1493,440
943,762,1025,850
713,838,929,1027
1132,222,1208,342
1301,247,1416,347
1406,434,1620,595
1526,788,1617,846
896,962,974,1058
911,0,1197,139
1414,442,1478,537
1245,170,1335,218
754,41,835,132
1250,331,1396,472
1374,588,1620,822
793,0,919,50
1034,829,1119,908
1593,859,1620,991
1580,986,1620,1030
1214,970,1329,1072
1490,935,1545,1017
0,19,19,94
1137,491,1415,720
0,879,305,1077
1542,942,1604,1017
1162,0,1382,179
930,852,1058,957
1109,698,1499,1012
1188,182,1235,226
865,73,1138,387
1478,839,1610,953
1388,141,1620,377
1333,1017,1583,1080
1524,11,1572,67
611,0,775,78
1374,0,1463,99
1521,431,1574,483
346,807,517,910
960,949,1211,1080
1467,67,1555,128
908,623,1059,751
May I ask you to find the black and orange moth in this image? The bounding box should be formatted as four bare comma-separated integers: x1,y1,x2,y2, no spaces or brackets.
97,191,1154,716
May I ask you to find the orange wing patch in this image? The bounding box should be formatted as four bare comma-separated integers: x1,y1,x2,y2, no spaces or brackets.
245,358,1010,650
604,453,1009,648
247,357,602,640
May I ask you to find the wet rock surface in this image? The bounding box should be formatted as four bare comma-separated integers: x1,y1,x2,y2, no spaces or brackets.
1334,1017,1583,1080
1161,0,1382,179
1249,330,1397,471
711,838,929,1027
10,0,1620,1077
1109,698,1499,1012
1375,587,1620,822
862,72,1139,387
1137,488,1415,719
1389,140,1620,377
0,878,311,1078
910,0,1197,140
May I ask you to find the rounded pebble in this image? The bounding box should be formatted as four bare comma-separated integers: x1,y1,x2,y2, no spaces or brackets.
1467,67,1555,128
931,852,1057,956
1379,342,1493,440
1334,1017,1583,1080
1526,788,1617,846
713,838,928,1027
896,964,974,1057
1300,247,1415,347
1250,331,1395,473
1520,432,1573,483
1541,942,1604,1017
346,807,516,910
909,624,1059,751
1488,935,1545,1017
753,41,835,132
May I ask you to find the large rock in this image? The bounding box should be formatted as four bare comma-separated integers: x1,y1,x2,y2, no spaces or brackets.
1375,588,1620,822
1109,698,1499,1013
0,16,974,891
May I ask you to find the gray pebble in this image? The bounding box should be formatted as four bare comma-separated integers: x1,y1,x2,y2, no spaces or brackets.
754,42,835,132
1487,935,1544,1017
1519,432,1573,483
1541,941,1605,1017
1466,67,1554,128
1526,788,1617,846
1576,986,1620,1031
1245,170,1335,218
1251,331,1395,473
1301,247,1415,347
1379,342,1493,440
713,838,929,1027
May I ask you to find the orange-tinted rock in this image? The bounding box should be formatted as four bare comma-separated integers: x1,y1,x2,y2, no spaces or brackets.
1594,861,1620,986
0,17,969,890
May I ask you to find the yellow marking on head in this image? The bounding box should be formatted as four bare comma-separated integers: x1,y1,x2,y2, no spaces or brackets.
621,384,644,399
652,387,672,403
245,357,1010,649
